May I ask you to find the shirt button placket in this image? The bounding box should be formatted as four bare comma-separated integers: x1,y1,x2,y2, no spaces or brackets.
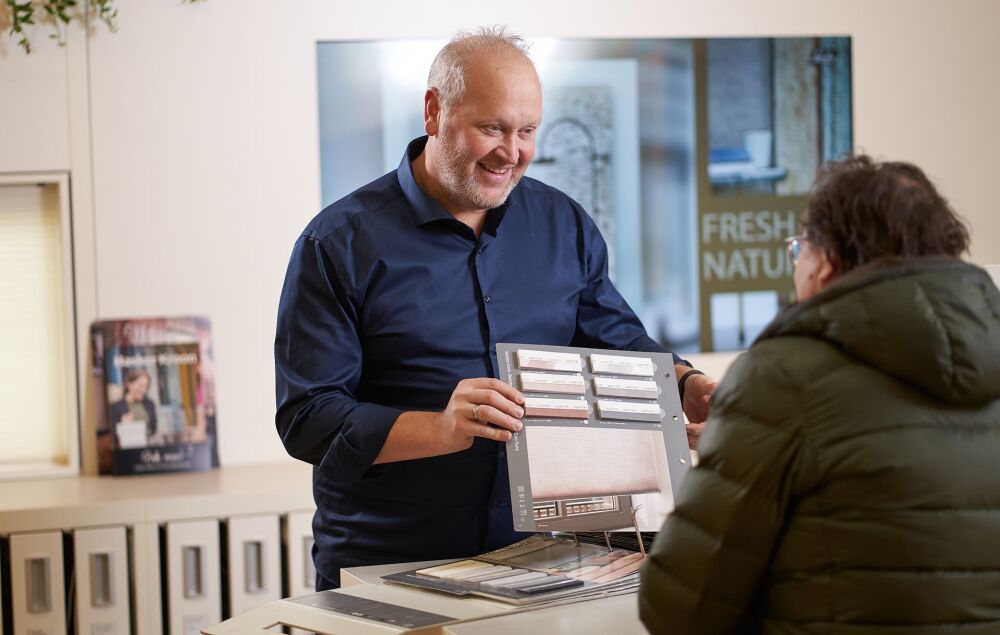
478,246,492,305
474,240,499,377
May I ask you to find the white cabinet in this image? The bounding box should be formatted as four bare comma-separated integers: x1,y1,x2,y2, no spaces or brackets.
165,519,221,635
0,463,314,635
283,510,316,598
225,514,281,617
74,526,131,635
10,531,66,635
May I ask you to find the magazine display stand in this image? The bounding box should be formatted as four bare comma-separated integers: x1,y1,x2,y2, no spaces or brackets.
90,316,219,475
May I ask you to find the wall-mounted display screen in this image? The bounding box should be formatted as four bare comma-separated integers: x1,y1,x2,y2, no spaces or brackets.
317,36,852,351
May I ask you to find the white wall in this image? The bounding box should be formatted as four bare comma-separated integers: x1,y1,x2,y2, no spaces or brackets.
0,35,70,172
2,0,999,467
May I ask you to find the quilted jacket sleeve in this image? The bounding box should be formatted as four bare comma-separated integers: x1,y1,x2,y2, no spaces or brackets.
639,344,809,634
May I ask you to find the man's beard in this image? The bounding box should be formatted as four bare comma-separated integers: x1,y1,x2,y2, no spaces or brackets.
436,130,522,211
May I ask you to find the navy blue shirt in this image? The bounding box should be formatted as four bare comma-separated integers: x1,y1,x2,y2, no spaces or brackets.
275,137,676,582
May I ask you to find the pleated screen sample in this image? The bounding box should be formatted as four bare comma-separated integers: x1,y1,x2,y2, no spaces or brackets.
595,399,663,422
593,376,659,399
516,349,583,372
588,353,655,377
519,372,586,395
523,396,589,419
526,426,661,499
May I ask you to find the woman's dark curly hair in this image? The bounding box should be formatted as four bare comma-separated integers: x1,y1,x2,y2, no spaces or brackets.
802,155,970,272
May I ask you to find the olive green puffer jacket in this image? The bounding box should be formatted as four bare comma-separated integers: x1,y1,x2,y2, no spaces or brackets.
639,258,1000,634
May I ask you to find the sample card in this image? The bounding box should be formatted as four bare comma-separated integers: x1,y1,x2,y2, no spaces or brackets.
515,349,584,372
593,376,659,399
523,396,590,419
519,372,587,395
596,399,663,422
498,343,691,532
589,353,656,377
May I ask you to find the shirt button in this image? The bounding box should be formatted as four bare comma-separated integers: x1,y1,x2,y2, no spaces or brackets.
483,296,492,303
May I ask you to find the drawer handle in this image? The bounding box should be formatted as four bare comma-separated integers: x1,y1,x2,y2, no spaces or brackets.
26,557,52,613
90,551,115,607
182,545,205,599
244,540,266,594
303,536,316,589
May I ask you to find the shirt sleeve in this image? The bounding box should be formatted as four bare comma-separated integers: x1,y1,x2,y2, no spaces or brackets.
637,347,808,633
569,204,687,365
274,232,404,484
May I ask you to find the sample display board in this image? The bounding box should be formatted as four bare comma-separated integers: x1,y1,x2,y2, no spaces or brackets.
382,535,641,606
497,343,691,532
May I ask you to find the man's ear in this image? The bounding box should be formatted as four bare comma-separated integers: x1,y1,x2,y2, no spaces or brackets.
424,88,441,136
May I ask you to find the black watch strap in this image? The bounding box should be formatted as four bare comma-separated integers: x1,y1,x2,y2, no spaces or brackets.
677,368,706,404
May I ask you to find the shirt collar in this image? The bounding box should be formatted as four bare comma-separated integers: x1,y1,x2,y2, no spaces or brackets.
397,136,514,234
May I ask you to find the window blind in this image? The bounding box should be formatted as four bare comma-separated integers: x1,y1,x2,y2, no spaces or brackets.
0,183,70,467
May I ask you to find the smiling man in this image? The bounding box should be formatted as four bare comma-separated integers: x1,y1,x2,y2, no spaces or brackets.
413,37,540,230
275,26,716,591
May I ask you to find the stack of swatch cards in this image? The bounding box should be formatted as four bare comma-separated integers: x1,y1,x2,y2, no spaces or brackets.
381,534,645,606
382,344,692,605
498,343,691,534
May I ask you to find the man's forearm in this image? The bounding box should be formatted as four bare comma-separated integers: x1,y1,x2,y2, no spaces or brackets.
373,411,469,464
373,377,525,465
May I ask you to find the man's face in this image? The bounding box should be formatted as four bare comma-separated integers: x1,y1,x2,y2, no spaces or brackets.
430,53,542,213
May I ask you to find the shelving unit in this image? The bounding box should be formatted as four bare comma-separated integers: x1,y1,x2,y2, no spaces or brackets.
0,461,315,634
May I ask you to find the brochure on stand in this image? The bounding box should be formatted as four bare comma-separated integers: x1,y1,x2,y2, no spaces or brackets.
90,316,219,476
497,343,691,533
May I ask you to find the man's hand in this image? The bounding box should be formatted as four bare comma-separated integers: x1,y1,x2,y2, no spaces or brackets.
436,378,525,452
681,372,717,423
677,368,718,451
684,422,704,451
373,378,525,464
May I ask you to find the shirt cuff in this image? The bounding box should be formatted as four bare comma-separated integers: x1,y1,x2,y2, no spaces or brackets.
317,402,406,484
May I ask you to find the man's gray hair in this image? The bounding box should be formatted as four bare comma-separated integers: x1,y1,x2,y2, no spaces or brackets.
428,26,533,110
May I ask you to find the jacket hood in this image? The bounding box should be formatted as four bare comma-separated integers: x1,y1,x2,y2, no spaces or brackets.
758,258,1000,406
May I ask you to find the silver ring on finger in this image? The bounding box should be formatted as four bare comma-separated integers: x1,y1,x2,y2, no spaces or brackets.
471,403,481,422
